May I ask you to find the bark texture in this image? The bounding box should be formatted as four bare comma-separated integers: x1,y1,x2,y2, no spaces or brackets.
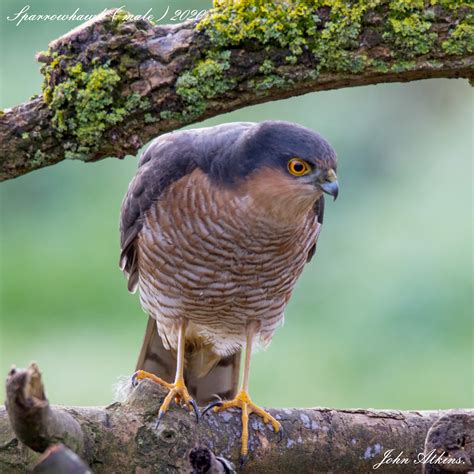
1,364,473,473
0,2,472,181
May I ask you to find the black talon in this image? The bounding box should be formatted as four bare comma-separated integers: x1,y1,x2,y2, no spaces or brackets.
189,399,200,422
202,400,223,417
131,372,139,387
239,454,248,467
155,409,165,429
277,425,284,442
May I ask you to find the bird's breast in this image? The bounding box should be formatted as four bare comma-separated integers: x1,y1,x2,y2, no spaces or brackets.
137,169,318,348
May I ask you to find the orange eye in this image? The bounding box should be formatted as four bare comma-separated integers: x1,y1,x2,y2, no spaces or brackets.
288,158,311,177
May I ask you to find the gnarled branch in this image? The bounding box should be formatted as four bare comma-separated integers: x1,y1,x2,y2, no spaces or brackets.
0,2,472,181
1,364,473,473
5,364,84,454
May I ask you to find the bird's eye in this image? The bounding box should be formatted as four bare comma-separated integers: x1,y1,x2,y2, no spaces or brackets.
288,158,311,177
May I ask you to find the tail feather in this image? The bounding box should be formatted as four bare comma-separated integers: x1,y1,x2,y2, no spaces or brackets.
186,351,240,404
136,316,176,383
136,317,241,405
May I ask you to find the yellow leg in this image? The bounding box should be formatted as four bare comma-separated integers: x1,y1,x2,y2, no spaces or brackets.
132,320,199,422
206,323,281,460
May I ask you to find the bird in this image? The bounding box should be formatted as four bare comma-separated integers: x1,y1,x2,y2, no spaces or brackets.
119,120,338,459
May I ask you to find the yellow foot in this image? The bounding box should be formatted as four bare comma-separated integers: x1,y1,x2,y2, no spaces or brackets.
132,370,199,423
203,390,282,460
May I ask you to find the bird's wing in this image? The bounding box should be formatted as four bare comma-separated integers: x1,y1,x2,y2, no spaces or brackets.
306,195,325,263
120,126,252,404
119,123,256,292
119,133,198,293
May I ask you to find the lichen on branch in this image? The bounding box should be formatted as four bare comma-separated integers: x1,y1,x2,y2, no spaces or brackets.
200,0,473,61
174,50,234,120
0,2,472,181
41,49,149,161
170,0,473,120
24,0,474,159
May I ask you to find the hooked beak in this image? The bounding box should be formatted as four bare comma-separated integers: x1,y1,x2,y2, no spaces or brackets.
319,180,339,200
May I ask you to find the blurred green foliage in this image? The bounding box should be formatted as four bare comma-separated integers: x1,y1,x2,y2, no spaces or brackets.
0,0,472,409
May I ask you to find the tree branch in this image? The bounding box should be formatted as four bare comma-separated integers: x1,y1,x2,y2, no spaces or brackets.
0,2,472,181
2,364,473,473
5,364,85,454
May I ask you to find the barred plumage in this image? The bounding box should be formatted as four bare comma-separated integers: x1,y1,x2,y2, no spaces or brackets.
137,168,320,356
120,121,337,410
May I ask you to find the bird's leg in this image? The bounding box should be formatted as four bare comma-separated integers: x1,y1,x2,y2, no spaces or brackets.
132,320,199,423
203,323,281,460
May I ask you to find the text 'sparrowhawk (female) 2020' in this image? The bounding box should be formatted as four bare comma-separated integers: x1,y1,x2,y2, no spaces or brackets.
119,120,338,459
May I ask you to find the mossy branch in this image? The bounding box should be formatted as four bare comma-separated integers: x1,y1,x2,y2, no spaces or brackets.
0,1,473,181
2,364,473,473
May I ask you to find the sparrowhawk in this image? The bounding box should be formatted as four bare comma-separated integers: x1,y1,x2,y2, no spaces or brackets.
119,120,338,458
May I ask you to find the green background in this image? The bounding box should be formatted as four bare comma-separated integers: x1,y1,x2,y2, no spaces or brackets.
0,0,472,409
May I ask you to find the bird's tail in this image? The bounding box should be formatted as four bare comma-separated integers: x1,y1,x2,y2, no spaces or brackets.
136,317,240,405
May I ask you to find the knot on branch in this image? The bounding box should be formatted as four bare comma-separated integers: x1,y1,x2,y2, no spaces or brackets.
423,412,474,473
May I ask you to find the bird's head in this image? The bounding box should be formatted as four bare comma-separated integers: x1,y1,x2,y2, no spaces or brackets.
229,121,338,222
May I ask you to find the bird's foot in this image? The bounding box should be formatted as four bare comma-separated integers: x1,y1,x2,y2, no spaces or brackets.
203,389,281,459
132,370,199,424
